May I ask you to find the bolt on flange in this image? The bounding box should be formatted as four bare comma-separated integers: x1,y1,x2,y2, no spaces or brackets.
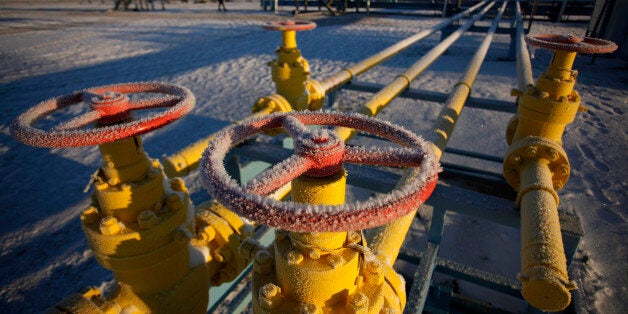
259,283,282,309
99,216,121,236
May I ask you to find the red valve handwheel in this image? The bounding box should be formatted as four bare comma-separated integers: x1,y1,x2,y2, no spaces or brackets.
262,20,316,31
200,111,439,232
525,34,618,54
11,82,195,147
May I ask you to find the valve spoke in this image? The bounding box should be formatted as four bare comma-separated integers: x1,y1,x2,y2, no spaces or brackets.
53,110,102,131
281,115,310,138
244,155,313,195
80,91,103,103
344,146,424,167
200,111,439,232
128,95,181,111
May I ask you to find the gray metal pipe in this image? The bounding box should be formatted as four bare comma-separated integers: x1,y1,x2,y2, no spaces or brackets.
515,0,534,90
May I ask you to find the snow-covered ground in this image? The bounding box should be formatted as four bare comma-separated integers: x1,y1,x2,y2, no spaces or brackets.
0,1,626,312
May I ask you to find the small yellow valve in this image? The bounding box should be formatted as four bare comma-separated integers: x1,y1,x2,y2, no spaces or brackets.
259,21,325,112
505,34,616,312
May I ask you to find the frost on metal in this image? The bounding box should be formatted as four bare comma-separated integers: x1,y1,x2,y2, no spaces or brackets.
10,82,195,148
200,111,440,232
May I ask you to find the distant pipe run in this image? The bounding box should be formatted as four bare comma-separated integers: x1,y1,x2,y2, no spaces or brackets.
432,0,509,158
318,0,491,93
368,0,508,267
515,0,534,91
335,0,497,142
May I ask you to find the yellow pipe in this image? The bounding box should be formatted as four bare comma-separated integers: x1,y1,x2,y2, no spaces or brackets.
162,107,273,177
62,136,210,313
318,0,491,92
546,51,577,81
335,1,496,142
518,159,575,311
368,0,508,266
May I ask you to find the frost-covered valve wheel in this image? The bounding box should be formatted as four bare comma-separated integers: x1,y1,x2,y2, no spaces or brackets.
201,111,439,232
11,82,195,147
525,34,617,54
262,20,316,31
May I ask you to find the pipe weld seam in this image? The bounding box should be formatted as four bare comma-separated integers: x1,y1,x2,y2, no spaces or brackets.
453,81,473,93
396,74,412,87
515,183,560,208
342,68,355,80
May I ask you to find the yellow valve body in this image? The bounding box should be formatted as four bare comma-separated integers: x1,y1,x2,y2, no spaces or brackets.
270,47,310,111
265,29,325,112
512,87,581,144
99,136,150,184
164,29,328,178
251,170,405,313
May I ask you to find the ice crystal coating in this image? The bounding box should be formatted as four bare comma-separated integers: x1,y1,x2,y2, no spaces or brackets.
10,82,195,147
200,111,439,232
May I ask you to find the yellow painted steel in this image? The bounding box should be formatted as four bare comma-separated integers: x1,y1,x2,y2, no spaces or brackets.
162,134,216,177
52,133,271,313
163,2,490,179
251,170,405,313
517,158,576,311
514,0,534,91
162,30,327,178
163,2,490,178
192,200,256,286
368,0,507,265
50,135,211,313
510,53,583,146
367,86,474,266
162,108,274,177
505,37,584,311
99,136,150,185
